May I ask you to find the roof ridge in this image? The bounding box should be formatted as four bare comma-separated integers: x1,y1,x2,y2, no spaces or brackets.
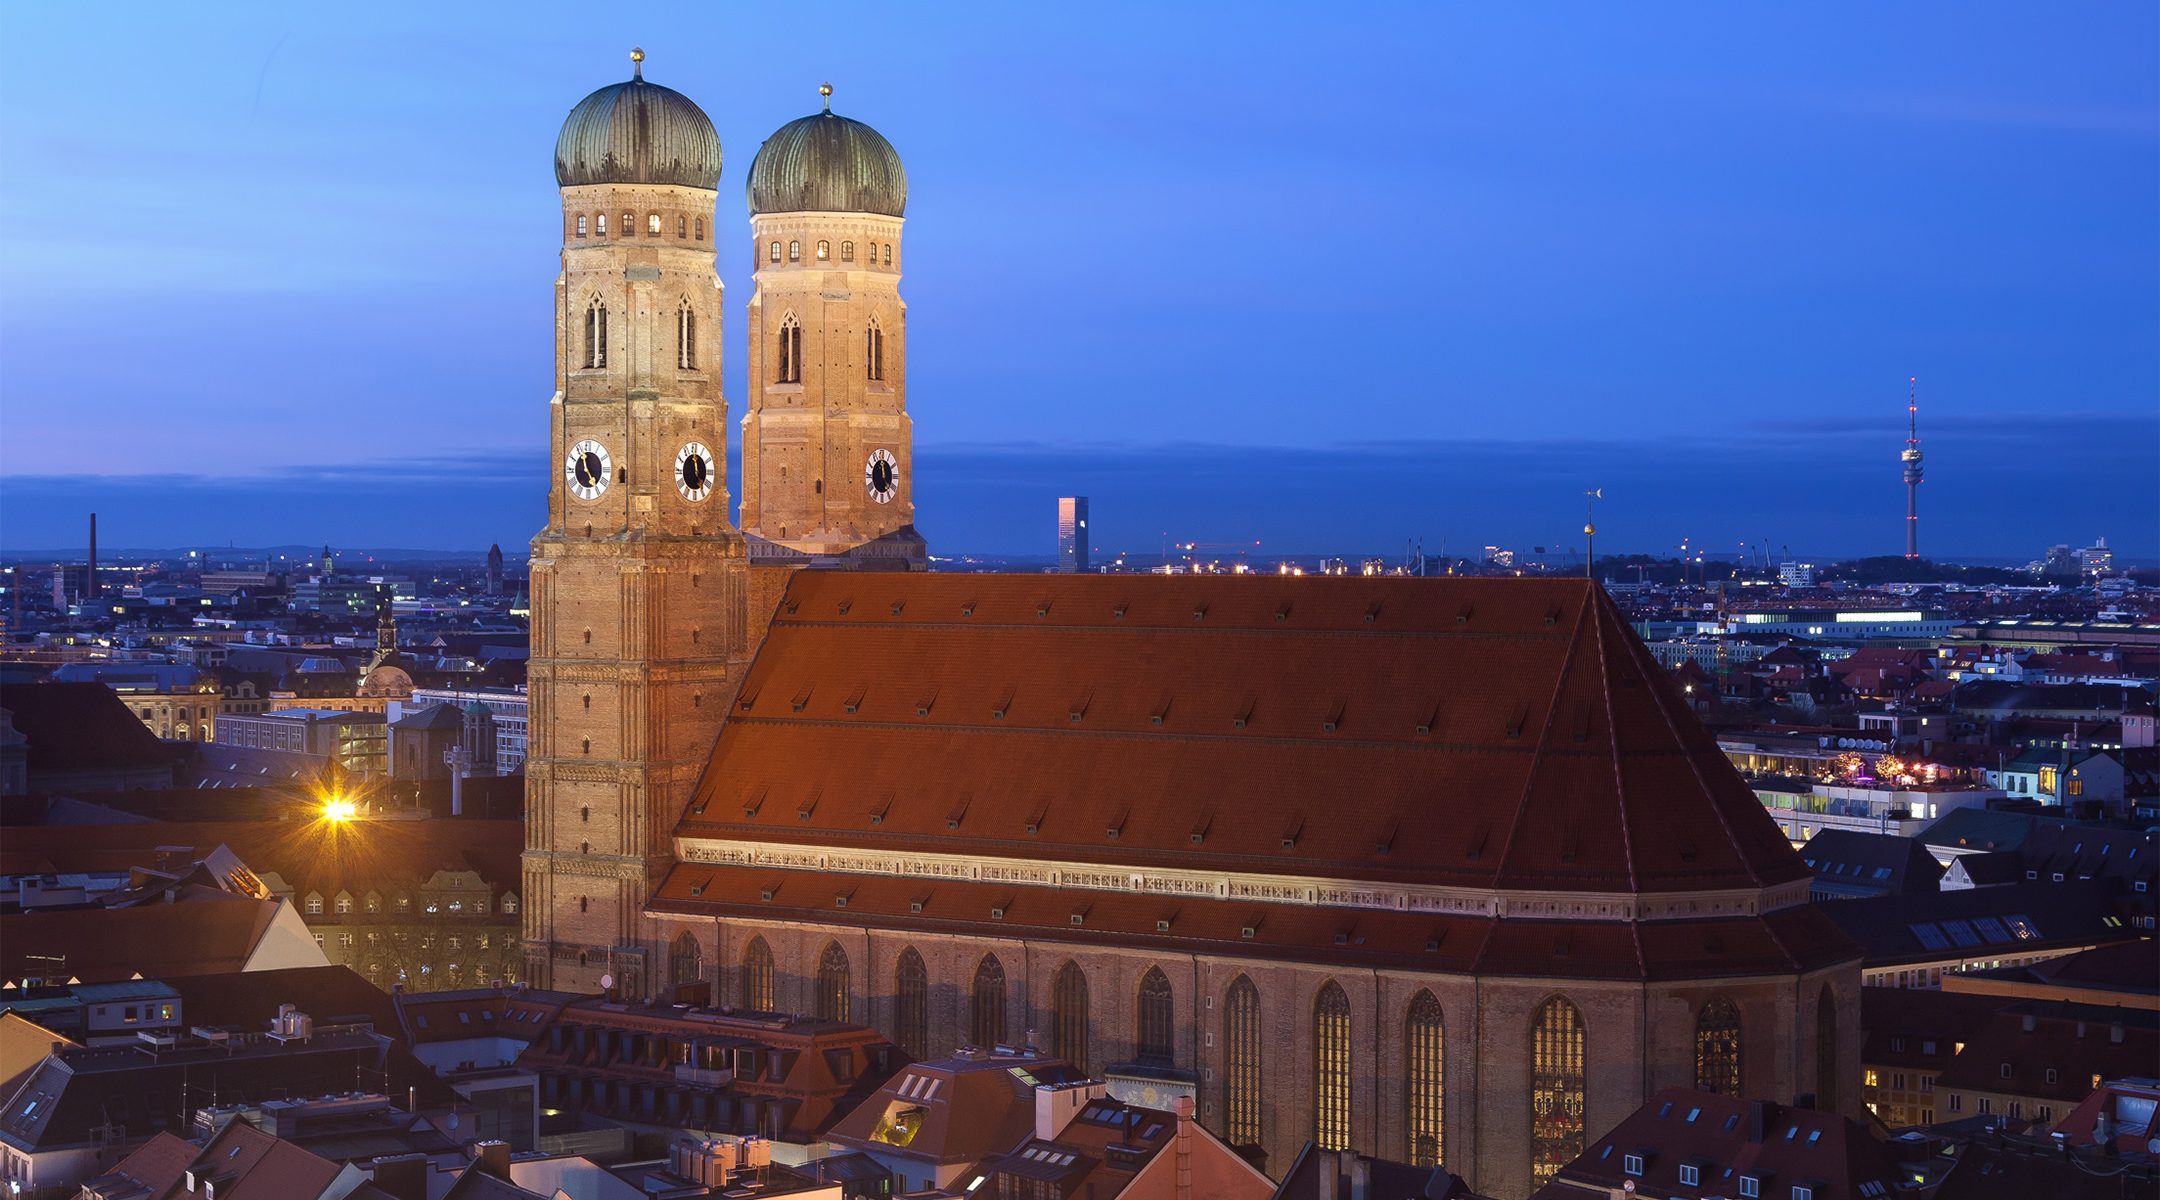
1488,581,1593,889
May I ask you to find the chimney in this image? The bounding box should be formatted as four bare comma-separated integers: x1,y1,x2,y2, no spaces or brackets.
470,1139,512,1179
1034,1081,1103,1141
1746,1099,1773,1143
369,1154,429,1200
1172,1096,1195,1200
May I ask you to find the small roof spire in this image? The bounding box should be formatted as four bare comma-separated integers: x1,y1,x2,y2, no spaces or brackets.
630,47,645,79
820,81,833,112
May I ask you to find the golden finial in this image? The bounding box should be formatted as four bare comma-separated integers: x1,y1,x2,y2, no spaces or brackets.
820,81,833,112
630,47,645,79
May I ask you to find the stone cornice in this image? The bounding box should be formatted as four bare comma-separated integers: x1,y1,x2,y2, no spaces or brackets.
672,836,1809,923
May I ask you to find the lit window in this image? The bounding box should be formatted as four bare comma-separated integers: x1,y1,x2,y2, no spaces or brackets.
596,213,607,236
647,212,661,235
1314,981,1352,1150
884,243,893,266
1406,989,1444,1166
1695,996,1743,1095
841,240,855,262
788,240,800,262
620,211,632,236
1530,996,1586,1187
576,215,588,237
1223,975,1261,1147
816,239,830,260
677,215,686,238
769,240,781,263
306,895,323,914
741,936,775,1010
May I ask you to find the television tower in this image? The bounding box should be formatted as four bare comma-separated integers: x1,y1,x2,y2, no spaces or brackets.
1901,377,1923,559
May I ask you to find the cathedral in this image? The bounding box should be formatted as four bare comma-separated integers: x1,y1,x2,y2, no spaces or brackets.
523,55,1861,1199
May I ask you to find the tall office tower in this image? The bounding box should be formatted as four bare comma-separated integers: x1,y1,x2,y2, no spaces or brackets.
1058,496,1089,572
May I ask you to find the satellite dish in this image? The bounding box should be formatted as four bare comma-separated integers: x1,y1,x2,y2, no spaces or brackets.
600,973,615,990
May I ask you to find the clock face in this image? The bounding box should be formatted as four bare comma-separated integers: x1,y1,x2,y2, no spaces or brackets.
865,448,899,504
676,441,715,502
565,439,612,501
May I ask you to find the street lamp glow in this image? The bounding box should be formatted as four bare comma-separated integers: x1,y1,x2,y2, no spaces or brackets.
323,797,358,823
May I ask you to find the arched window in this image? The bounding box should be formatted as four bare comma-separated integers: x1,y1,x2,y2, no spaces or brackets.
1135,967,1174,1064
816,941,850,1022
884,243,893,266
740,937,774,1010
894,947,929,1057
596,213,606,237
865,320,885,382
584,298,607,369
1313,981,1352,1150
971,954,1007,1048
1695,996,1743,1095
575,215,588,237
1530,996,1586,1188
787,239,800,262
620,211,633,237
671,931,701,990
1815,984,1841,1113
1406,990,1445,1166
776,314,802,384
677,302,697,370
1223,976,1262,1147
769,240,781,263
695,217,704,241
867,241,877,265
841,240,855,262
647,212,661,236
816,239,830,260
1051,961,1089,1072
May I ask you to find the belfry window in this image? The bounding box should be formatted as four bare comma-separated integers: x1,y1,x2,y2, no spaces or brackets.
788,239,800,262
1313,981,1352,1149
576,215,588,238
884,243,893,266
816,942,851,1022
677,216,687,238
777,315,802,384
1530,996,1586,1187
816,239,830,261
1136,967,1174,1064
769,240,781,263
972,954,1007,1048
677,302,697,370
695,217,704,240
584,298,608,369
647,212,661,236
1695,996,1743,1095
596,213,606,236
1406,989,1445,1166
841,240,855,262
1224,976,1262,1147
1051,960,1089,1073
865,321,885,381
620,211,632,237
894,947,929,1058
741,937,774,1010
867,241,877,265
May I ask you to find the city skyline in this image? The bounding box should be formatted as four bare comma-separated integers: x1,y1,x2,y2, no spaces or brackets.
1,3,2154,558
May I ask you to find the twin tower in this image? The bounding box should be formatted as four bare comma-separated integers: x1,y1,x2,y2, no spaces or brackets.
525,54,922,994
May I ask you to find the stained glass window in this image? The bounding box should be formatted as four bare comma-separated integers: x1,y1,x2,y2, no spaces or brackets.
740,936,774,1011
894,947,928,1058
1224,976,1262,1147
1406,989,1444,1166
1136,967,1174,1064
972,954,1007,1048
1052,961,1089,1072
1530,996,1585,1186
1313,981,1352,1150
817,941,850,1022
1695,996,1743,1095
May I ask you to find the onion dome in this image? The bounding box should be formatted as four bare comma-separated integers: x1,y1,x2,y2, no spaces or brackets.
746,84,907,216
555,49,722,191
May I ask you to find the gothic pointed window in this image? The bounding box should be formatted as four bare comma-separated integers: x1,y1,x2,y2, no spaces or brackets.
816,941,851,1022
1695,996,1743,1096
671,931,701,990
1406,990,1445,1166
788,239,800,262
894,947,929,1058
677,302,697,370
584,298,608,369
865,320,885,382
841,240,855,262
777,315,802,384
1815,984,1841,1113
1313,981,1352,1150
816,239,830,260
1530,995,1586,1187
972,954,1007,1048
1051,960,1089,1072
740,936,774,1011
1224,976,1262,1147
1136,967,1173,1064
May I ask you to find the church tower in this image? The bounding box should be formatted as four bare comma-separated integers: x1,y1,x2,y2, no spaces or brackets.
524,52,749,994
739,86,925,569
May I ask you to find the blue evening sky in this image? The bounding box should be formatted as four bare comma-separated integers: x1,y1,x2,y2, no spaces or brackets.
1,3,2153,560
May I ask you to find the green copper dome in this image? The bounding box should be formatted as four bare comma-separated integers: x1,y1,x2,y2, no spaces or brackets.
555,62,722,191
746,106,906,217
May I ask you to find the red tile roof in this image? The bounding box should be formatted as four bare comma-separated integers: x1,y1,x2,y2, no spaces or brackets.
0,895,281,983
0,682,172,771
673,575,1808,898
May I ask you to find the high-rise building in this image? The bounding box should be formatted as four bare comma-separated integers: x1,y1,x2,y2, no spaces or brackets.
1058,496,1089,572
738,85,924,570
524,51,752,995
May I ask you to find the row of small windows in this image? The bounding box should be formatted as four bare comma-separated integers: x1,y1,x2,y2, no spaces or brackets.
768,239,893,267
303,892,514,916
572,212,705,241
